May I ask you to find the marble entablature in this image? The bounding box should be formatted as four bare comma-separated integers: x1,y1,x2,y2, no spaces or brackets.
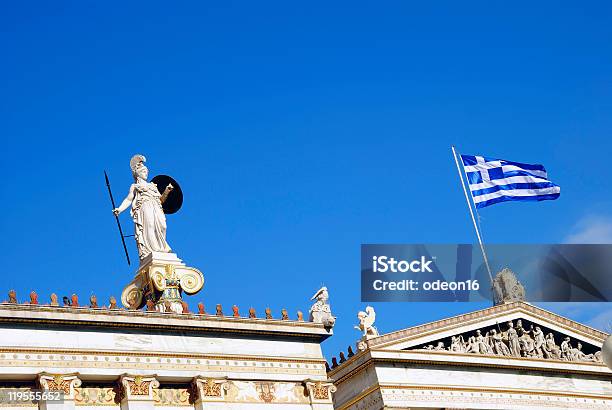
0,296,335,409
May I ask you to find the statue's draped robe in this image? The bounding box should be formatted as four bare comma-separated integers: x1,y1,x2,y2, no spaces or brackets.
130,182,171,259
507,327,521,357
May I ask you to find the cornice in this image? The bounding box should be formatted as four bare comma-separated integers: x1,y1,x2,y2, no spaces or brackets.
330,349,611,386
0,304,332,341
368,302,607,350
335,382,612,410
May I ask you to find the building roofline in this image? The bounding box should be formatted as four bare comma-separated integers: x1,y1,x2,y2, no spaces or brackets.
0,303,333,341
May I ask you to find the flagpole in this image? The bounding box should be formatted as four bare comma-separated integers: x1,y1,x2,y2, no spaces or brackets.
451,146,494,284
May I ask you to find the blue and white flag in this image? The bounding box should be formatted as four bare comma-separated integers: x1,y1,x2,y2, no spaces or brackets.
460,154,560,208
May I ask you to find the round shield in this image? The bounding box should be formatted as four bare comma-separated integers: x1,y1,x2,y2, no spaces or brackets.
151,174,183,214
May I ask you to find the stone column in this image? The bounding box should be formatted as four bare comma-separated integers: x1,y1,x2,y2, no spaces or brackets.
118,375,159,410
304,380,336,410
37,373,81,410
191,377,229,410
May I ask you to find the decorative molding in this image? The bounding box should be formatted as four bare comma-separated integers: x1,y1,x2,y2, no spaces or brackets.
0,349,326,377
74,387,118,406
331,350,611,388
153,387,191,406
37,373,81,400
335,383,612,410
226,380,309,404
379,384,612,410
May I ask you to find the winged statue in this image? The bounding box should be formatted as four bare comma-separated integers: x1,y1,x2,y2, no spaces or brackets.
355,306,379,338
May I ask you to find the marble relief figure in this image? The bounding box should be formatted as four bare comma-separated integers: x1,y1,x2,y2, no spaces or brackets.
413,319,603,364
113,155,173,260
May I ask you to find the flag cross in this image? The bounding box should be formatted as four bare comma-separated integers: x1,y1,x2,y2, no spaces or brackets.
475,156,503,183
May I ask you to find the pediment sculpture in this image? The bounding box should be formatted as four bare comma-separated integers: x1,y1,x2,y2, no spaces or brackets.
410,318,603,363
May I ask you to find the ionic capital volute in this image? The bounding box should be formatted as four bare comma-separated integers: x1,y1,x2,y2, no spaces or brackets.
304,379,336,403
37,373,82,400
191,377,229,403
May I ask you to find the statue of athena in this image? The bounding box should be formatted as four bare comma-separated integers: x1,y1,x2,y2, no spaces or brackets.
112,155,173,260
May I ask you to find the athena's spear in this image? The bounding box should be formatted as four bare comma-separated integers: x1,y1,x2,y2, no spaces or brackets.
104,170,131,266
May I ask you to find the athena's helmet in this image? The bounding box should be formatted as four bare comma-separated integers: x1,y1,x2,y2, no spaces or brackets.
130,154,147,181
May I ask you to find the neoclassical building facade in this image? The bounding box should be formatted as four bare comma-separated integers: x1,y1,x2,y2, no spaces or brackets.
328,301,611,410
0,298,335,410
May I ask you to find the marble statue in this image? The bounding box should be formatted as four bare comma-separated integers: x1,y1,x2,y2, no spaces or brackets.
475,330,492,354
491,268,525,305
413,319,603,364
355,306,379,339
544,333,561,359
532,326,545,358
490,329,511,356
113,154,173,260
450,335,466,353
506,321,521,357
309,287,336,328
560,337,572,360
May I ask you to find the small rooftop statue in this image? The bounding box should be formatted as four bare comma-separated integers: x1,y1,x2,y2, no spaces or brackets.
355,306,379,351
309,286,336,328
492,268,525,305
355,306,379,338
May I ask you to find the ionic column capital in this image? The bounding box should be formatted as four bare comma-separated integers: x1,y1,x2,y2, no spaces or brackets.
118,375,159,402
191,377,230,403
304,379,337,403
37,373,82,400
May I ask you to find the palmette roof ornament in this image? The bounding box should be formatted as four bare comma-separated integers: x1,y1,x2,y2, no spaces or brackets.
492,267,525,305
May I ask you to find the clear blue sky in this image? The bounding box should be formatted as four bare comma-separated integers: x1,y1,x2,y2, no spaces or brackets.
1,2,611,360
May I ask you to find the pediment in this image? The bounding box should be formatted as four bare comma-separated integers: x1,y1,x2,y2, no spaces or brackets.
368,302,607,365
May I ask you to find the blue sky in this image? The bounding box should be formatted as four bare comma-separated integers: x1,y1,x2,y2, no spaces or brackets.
1,2,611,360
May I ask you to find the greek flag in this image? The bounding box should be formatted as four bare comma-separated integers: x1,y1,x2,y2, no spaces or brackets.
460,154,560,208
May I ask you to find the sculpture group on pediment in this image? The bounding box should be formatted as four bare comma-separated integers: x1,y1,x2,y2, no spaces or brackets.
418,319,603,363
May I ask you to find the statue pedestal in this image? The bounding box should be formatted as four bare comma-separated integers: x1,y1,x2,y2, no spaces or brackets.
121,252,204,313
139,251,184,267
